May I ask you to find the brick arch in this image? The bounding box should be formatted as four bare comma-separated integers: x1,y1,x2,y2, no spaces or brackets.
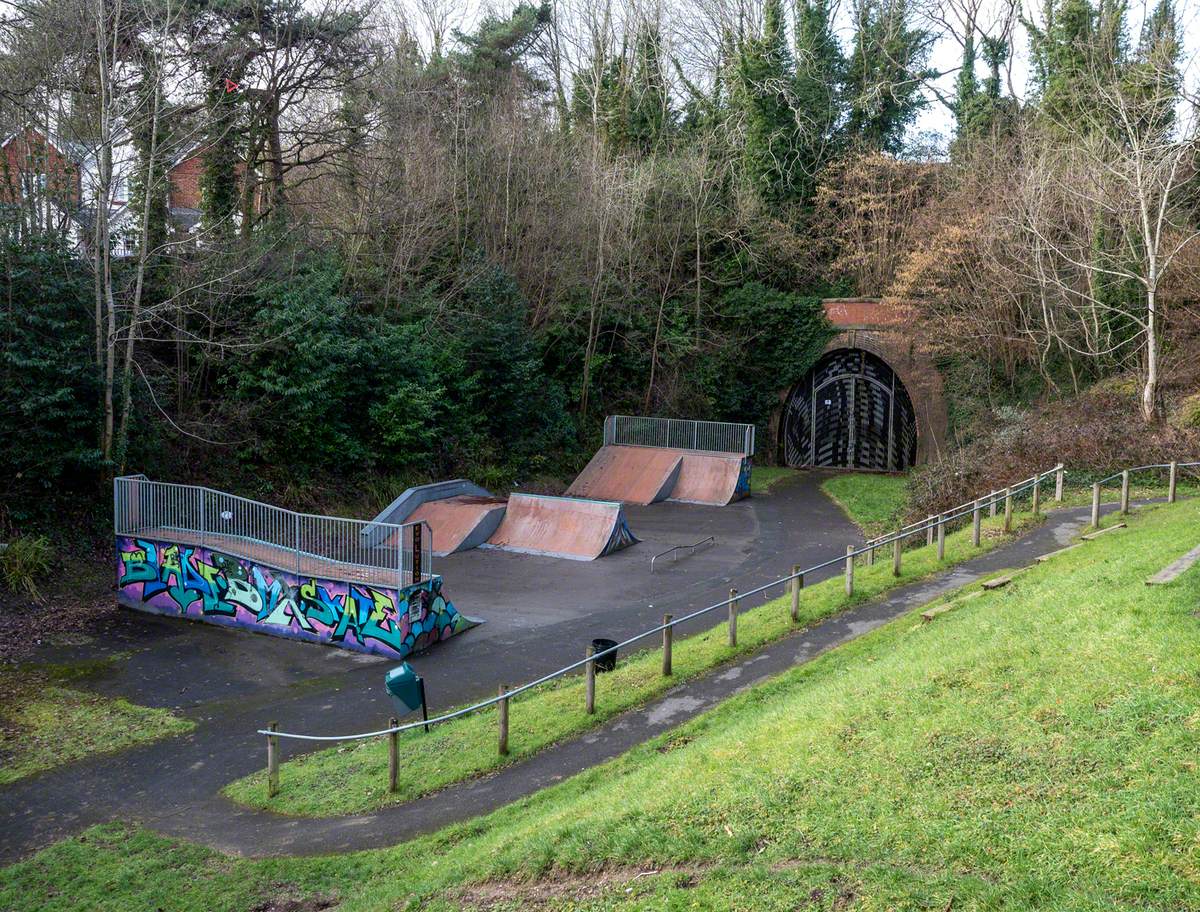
771,299,948,467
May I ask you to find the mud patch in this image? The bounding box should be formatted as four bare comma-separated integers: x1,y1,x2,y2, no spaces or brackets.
449,864,709,911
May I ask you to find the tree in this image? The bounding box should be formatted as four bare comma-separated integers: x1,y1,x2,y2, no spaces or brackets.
793,0,846,203
844,0,930,153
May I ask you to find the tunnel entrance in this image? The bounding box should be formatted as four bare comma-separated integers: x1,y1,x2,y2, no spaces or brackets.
782,348,918,471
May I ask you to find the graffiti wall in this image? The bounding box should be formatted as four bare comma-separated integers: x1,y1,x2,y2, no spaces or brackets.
734,458,752,500
115,535,473,658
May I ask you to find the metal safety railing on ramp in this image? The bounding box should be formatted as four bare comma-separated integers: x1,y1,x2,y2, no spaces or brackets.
114,475,434,589
604,415,755,457
256,458,1197,797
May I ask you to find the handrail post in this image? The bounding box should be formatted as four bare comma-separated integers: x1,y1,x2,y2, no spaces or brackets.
662,615,673,676
845,545,854,595
1003,487,1013,532
1120,470,1130,515
1032,476,1041,515
892,534,902,576
1055,463,1064,502
989,492,997,518
266,721,279,798
866,538,875,566
498,685,509,755
936,515,945,560
584,647,595,714
790,566,803,622
728,588,738,647
972,500,981,547
926,516,935,546
1168,461,1178,503
1091,482,1101,528
387,717,399,793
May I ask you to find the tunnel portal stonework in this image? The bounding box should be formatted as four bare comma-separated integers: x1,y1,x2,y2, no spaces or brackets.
773,298,947,469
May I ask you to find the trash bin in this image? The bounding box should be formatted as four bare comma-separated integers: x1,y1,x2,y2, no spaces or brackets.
385,662,426,718
591,638,618,672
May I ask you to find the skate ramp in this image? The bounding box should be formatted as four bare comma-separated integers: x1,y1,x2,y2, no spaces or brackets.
670,452,752,506
565,445,682,505
408,495,508,556
566,445,751,506
483,494,639,561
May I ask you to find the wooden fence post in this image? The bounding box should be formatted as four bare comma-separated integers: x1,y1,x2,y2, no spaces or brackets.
936,515,945,561
1120,470,1130,515
866,539,875,566
790,566,803,622
926,516,935,546
1168,461,1178,503
892,534,902,577
661,615,673,677
266,721,279,798
845,545,854,595
1003,488,1013,532
1091,482,1101,529
584,647,595,714
387,717,399,793
989,493,997,518
1055,463,1065,502
1032,476,1041,515
728,588,738,647
972,500,981,547
498,685,509,755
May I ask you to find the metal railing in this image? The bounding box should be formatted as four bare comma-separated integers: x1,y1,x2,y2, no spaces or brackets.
604,415,755,456
650,536,715,572
262,461,1081,747
114,475,433,588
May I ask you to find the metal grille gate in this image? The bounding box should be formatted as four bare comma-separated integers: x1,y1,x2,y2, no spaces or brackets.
782,349,918,471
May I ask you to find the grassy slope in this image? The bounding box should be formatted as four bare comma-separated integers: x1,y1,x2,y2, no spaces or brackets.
224,509,1036,817
0,661,194,786
4,499,1197,911
749,466,800,493
820,472,910,537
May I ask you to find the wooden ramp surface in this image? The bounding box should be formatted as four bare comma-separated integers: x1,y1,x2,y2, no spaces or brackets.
484,494,638,561
408,496,508,556
566,445,749,506
566,445,681,505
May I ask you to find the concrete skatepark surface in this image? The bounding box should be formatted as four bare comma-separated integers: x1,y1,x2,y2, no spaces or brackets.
0,475,1123,864
566,445,748,506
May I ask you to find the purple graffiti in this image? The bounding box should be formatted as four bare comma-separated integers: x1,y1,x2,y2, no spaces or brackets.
115,536,472,658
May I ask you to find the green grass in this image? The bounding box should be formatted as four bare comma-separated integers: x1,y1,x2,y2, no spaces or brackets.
820,471,910,537
750,465,800,493
223,510,1039,817
3,498,1197,911
0,661,194,785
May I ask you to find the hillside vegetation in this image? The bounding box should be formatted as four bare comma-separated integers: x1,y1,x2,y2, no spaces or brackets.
3,497,1197,910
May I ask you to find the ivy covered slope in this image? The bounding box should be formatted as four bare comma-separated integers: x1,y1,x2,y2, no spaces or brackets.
2,497,1197,911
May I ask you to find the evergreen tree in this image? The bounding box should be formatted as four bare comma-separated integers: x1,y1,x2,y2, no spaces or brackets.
844,0,929,153
736,0,800,206
793,0,845,204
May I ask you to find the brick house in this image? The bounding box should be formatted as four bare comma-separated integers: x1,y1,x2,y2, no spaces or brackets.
0,127,83,206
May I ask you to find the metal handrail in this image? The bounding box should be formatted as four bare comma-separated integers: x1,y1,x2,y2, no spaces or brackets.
263,462,1083,742
604,415,755,456
650,536,715,572
114,475,434,587
1096,461,1200,486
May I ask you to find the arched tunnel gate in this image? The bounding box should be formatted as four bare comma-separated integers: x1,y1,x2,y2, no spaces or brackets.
782,348,918,471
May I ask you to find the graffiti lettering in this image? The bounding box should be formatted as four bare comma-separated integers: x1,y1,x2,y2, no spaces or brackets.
115,535,473,659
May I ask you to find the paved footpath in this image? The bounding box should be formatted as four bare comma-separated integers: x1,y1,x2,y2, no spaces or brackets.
6,500,1117,861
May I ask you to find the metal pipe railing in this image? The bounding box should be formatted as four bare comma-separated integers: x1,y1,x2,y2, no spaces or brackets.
650,536,715,572
263,462,1084,744
114,475,433,588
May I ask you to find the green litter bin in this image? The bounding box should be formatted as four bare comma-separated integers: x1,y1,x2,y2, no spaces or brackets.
385,662,429,731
